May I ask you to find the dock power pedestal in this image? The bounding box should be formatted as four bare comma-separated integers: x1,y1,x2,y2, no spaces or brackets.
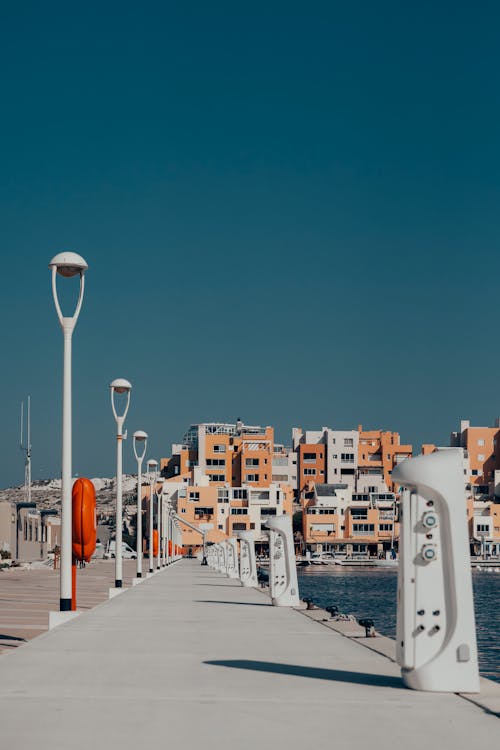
265,515,300,607
393,448,479,693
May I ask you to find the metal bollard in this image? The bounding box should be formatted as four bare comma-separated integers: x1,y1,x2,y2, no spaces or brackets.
358,618,375,637
326,605,339,618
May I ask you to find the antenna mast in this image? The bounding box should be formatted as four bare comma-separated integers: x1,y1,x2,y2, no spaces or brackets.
20,397,32,504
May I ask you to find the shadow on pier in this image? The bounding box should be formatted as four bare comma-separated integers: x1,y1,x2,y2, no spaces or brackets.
195,600,270,607
205,659,404,689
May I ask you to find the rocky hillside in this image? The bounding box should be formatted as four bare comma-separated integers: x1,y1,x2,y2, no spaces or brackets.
0,475,139,515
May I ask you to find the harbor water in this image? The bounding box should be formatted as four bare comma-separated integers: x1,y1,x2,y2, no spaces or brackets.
297,567,500,684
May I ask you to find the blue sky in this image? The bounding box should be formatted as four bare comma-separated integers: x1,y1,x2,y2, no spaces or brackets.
1,2,499,486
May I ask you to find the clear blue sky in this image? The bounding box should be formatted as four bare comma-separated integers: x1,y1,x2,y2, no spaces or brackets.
1,2,499,487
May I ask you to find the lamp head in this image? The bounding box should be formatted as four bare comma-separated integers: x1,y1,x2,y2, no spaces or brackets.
133,430,148,442
49,252,88,277
147,459,158,470
110,378,132,394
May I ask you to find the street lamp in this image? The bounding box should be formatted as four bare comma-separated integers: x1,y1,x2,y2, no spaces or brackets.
160,486,170,567
133,430,148,578
49,251,88,612
147,459,158,573
110,378,132,589
166,504,173,565
156,478,164,570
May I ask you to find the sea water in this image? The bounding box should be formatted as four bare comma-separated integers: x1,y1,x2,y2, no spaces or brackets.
297,567,500,683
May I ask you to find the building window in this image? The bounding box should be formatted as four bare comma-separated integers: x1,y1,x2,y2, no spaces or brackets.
478,454,485,461
351,511,368,520
304,468,316,475
232,523,246,531
341,453,355,463
208,474,225,481
189,492,200,501
231,508,247,515
213,445,226,453
195,508,214,517
344,438,354,447
478,439,485,446
233,489,248,499
207,458,225,466
181,508,186,514
245,458,259,467
218,524,223,529
379,524,393,531
246,474,259,482
353,523,375,533
304,452,317,461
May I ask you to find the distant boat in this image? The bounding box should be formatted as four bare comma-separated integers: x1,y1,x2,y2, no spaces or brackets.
310,551,330,566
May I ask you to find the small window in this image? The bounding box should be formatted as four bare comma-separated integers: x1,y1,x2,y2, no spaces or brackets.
478,439,485,447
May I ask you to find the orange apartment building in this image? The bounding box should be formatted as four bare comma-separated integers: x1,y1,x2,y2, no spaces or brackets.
293,425,412,498
162,420,275,488
357,426,413,492
160,421,294,551
450,418,500,556
302,483,398,558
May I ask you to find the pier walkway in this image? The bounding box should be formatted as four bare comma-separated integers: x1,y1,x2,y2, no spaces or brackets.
0,560,498,749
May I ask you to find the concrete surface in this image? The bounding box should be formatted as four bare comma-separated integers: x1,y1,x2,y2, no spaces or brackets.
0,559,138,654
0,560,498,750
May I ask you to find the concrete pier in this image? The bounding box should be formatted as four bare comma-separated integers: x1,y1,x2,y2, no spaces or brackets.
0,560,498,749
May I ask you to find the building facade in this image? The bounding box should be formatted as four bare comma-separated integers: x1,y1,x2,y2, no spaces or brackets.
0,502,60,562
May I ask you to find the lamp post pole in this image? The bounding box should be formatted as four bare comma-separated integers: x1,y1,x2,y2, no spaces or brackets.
166,506,171,565
49,252,88,612
133,431,148,578
156,480,163,570
161,490,168,567
110,379,132,589
147,460,158,573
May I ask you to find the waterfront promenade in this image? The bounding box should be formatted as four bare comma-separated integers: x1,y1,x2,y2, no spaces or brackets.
0,559,138,654
0,560,498,749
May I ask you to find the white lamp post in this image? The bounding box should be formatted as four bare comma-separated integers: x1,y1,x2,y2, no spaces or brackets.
133,430,148,578
49,251,88,612
110,378,132,588
147,459,158,573
166,505,172,565
156,478,164,570
160,487,169,567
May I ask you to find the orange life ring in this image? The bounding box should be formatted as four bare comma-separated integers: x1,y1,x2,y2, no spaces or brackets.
72,478,97,562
